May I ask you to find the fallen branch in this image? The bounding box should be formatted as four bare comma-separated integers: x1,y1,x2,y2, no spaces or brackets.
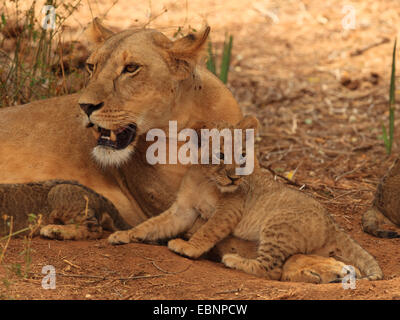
151,261,192,275
57,273,165,281
350,37,389,56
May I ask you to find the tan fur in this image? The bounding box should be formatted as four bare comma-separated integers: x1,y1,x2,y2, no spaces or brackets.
0,20,242,231
109,117,383,282
362,158,400,238
282,254,361,284
0,180,130,240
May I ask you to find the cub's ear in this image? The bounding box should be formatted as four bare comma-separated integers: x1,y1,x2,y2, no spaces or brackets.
167,26,210,80
238,116,259,134
85,17,114,45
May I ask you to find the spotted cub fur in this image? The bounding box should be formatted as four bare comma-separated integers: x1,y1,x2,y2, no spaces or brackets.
109,116,382,282
0,180,130,240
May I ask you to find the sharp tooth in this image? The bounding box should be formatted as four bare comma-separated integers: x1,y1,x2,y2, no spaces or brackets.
110,131,117,142
102,136,110,140
92,127,101,140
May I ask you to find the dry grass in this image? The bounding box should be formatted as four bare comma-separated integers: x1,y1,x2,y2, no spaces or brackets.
0,0,85,107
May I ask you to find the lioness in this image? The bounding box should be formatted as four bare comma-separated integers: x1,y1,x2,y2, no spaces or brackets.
362,158,400,238
0,19,242,229
109,116,382,282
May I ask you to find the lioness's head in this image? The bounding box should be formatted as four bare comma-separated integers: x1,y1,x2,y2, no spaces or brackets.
79,18,210,167
196,116,259,193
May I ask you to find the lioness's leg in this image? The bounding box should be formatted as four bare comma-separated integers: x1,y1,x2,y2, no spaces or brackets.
108,204,198,245
40,184,103,240
281,254,362,284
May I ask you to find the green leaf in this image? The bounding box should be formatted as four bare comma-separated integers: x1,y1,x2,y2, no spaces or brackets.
386,39,397,155
389,39,396,108
1,13,6,26
382,123,390,154
219,34,233,84
206,41,216,75
27,213,37,223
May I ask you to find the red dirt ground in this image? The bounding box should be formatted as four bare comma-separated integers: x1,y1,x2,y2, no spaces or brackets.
1,0,400,300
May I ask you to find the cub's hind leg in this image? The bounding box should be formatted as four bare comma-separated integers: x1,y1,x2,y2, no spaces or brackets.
40,184,103,240
223,220,303,280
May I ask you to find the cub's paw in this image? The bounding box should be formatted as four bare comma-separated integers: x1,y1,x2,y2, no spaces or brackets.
222,253,243,269
168,239,203,259
40,224,96,240
40,225,68,240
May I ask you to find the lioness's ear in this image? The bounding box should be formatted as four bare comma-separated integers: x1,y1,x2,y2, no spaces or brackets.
86,17,114,45
238,116,259,134
191,121,209,148
167,26,210,80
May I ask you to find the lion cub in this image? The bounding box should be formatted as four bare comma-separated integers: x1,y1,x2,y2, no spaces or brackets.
109,116,382,281
0,180,130,239
362,158,400,238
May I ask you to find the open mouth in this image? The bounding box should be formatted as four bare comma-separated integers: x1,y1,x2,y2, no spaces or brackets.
88,123,137,150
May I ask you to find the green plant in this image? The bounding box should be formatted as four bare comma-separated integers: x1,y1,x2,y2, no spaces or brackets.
206,33,233,84
0,0,83,107
0,213,42,299
382,39,397,155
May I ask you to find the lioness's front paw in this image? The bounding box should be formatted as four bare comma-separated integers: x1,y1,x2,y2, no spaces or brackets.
168,238,203,259
127,228,148,242
108,228,145,245
300,270,323,284
108,231,131,245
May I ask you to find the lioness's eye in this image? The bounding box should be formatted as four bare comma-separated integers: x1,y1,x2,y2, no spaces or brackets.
122,64,140,74
86,63,94,73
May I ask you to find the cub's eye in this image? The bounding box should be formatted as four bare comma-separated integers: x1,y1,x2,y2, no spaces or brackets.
239,152,247,167
217,152,225,160
122,64,140,74
86,63,94,73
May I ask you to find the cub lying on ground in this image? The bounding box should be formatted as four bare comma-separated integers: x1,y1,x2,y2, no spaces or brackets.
362,158,400,238
109,116,382,281
0,180,130,239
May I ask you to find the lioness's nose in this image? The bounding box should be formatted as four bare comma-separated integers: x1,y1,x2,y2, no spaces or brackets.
79,102,104,117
